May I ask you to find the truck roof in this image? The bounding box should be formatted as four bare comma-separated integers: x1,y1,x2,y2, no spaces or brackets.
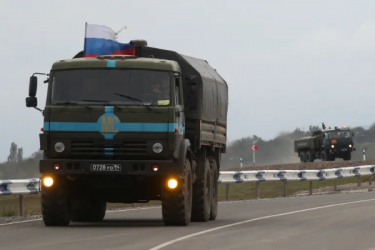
51,56,181,72
323,127,351,132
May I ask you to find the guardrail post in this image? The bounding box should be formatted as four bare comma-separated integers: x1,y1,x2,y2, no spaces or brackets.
19,195,24,217
283,181,287,197
225,184,230,200
309,181,313,195
357,176,362,187
255,182,260,199
369,175,373,186
334,179,338,192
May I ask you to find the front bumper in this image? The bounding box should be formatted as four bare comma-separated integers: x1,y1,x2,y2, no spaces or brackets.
40,159,181,175
329,147,356,154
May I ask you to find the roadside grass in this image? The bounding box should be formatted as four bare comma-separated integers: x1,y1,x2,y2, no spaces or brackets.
0,176,372,217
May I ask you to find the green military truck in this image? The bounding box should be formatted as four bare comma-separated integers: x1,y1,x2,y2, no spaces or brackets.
25,40,228,227
294,123,355,162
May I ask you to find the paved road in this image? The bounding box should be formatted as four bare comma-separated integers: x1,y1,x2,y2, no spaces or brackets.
1,192,375,250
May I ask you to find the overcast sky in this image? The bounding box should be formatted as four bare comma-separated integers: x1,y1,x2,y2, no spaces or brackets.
1,0,375,161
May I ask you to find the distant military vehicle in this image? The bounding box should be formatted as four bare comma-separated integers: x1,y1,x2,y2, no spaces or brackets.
294,123,355,162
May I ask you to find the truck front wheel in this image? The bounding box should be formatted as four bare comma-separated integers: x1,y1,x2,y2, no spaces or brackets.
161,159,193,226
343,153,351,161
41,177,71,226
191,158,213,222
321,150,335,161
299,152,306,163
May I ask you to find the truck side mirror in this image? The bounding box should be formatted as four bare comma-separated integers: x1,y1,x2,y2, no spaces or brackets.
29,76,38,97
26,96,38,108
352,132,354,137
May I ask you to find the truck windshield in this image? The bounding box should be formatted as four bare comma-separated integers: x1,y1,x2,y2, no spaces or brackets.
51,69,171,105
327,131,351,138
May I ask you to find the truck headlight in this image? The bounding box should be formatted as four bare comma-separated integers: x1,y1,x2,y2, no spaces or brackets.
152,143,163,153
331,145,335,148
54,142,65,153
349,144,352,148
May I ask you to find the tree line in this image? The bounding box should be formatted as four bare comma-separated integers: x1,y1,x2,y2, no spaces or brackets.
0,142,42,179
1,123,375,178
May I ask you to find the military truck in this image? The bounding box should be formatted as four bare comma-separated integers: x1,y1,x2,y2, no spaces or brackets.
25,40,228,227
294,123,355,162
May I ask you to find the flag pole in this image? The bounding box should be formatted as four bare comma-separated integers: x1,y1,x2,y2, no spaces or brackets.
83,22,88,56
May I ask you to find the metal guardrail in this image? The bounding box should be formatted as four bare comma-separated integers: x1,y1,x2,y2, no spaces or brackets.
218,165,375,200
1,165,374,216
218,165,375,183
0,179,40,195
0,178,40,216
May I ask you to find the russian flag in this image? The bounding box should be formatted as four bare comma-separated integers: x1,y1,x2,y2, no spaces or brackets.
83,23,135,57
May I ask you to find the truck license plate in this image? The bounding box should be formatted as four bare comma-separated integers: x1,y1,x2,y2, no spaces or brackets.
341,149,347,151
90,164,122,171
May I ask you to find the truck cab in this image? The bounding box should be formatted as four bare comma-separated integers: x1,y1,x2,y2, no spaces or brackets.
321,126,355,161
25,40,228,227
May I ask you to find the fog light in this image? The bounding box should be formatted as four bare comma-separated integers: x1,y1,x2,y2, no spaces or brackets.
152,165,159,172
167,178,178,189
43,177,54,187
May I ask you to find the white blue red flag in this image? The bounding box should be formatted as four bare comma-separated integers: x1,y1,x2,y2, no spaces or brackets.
83,23,135,57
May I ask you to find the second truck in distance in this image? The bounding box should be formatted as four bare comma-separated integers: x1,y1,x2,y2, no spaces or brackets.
294,123,356,162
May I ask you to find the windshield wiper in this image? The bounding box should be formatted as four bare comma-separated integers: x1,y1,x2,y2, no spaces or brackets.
81,99,122,110
113,93,152,111
56,101,92,110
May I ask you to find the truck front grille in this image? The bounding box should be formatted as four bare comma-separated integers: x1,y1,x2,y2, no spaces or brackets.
70,140,148,155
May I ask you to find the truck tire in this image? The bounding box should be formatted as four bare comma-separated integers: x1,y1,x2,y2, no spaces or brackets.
71,198,107,222
321,150,335,161
161,158,193,226
208,156,218,220
299,152,306,163
306,151,314,162
321,150,327,161
41,178,70,227
343,153,351,161
191,158,212,222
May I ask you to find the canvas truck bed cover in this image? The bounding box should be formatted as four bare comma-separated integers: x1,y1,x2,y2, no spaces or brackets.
140,47,228,124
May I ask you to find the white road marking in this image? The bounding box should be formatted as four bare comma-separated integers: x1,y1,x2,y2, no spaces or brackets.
149,197,375,250
0,192,370,227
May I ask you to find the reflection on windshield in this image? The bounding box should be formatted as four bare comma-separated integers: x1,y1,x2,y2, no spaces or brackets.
327,131,351,138
51,69,171,106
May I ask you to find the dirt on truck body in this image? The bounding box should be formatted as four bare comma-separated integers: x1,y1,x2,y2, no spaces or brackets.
25,40,228,227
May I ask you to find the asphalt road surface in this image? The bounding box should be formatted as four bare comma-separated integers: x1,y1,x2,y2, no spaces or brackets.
1,192,375,250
